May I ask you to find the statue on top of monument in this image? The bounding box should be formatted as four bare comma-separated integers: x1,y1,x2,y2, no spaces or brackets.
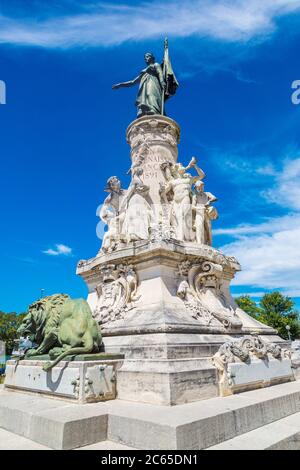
112,38,179,118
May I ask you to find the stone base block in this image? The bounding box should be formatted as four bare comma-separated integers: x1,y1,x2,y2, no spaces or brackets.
4,356,123,403
223,357,294,395
103,332,291,405
116,358,218,405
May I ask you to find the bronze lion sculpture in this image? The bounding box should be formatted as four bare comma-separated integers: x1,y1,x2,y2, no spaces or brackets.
18,293,102,371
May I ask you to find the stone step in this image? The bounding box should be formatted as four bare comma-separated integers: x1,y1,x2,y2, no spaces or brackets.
207,412,300,450
106,381,300,449
0,427,50,450
1,381,300,449
78,440,136,450
0,389,108,449
0,427,136,450
0,427,136,451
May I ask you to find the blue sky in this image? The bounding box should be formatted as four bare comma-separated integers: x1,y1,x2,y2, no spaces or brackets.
0,0,300,313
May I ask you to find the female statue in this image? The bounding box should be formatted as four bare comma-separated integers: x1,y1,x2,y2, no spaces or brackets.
99,176,126,252
112,52,166,117
122,166,153,242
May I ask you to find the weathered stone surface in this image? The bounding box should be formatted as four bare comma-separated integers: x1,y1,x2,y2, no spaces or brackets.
4,358,123,403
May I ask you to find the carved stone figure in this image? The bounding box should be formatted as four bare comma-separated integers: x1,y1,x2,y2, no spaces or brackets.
122,165,154,242
99,168,154,251
94,264,140,325
17,294,102,371
160,157,205,242
192,180,218,245
100,176,127,253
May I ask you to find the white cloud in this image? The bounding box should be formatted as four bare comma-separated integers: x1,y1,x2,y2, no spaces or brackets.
221,224,300,295
0,0,299,48
215,213,300,236
217,156,300,296
263,157,300,210
43,243,72,256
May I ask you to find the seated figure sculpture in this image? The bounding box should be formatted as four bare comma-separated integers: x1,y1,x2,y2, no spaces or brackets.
17,294,102,371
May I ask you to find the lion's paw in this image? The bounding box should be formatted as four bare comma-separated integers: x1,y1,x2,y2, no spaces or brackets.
42,361,52,372
25,348,38,357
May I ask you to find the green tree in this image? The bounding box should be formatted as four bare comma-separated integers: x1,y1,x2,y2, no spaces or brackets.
236,292,300,340
235,295,261,318
258,292,300,340
0,311,26,355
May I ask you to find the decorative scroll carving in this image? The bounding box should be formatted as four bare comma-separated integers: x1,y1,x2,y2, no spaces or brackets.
93,264,140,325
212,335,291,389
176,260,242,329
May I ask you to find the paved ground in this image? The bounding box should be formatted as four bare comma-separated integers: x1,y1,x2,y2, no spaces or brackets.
0,428,50,450
0,427,135,450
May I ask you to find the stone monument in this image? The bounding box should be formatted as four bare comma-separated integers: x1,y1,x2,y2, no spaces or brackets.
76,40,293,405
1,40,299,451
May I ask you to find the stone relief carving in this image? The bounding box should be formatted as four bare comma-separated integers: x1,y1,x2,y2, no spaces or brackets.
176,260,242,329
212,335,291,389
93,264,140,325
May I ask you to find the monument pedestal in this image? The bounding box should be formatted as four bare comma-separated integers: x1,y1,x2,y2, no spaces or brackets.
77,240,291,405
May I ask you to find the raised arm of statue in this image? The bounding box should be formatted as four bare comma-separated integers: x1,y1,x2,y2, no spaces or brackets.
186,157,206,182
112,75,141,90
193,164,205,180
205,191,218,205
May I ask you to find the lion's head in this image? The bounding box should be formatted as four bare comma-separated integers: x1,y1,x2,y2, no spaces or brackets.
18,294,70,344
